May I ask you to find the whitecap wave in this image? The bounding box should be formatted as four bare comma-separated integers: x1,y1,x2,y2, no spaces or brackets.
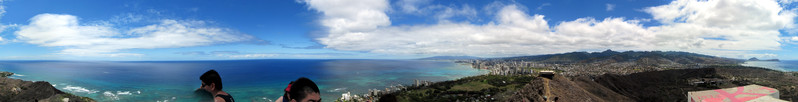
116,91,132,95
103,91,119,100
63,85,98,94
103,91,136,100
13,74,24,77
103,91,115,96
156,97,177,102
262,97,274,102
328,87,347,92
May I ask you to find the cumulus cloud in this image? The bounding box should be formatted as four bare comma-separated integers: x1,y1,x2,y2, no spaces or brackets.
225,54,278,58
280,44,325,49
393,0,479,21
645,0,795,52
175,50,352,59
433,5,477,21
396,0,432,13
302,0,797,58
15,14,256,57
306,1,650,56
222,53,353,59
175,51,241,56
780,0,798,4
784,36,798,45
536,3,550,10
0,0,8,42
175,51,207,55
605,3,615,11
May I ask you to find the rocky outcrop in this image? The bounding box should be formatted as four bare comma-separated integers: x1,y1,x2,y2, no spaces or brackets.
0,71,12,77
508,74,633,102
0,71,95,102
592,66,798,101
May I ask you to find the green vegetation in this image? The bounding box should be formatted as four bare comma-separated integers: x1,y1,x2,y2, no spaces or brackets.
523,67,565,73
0,71,12,77
449,81,494,91
390,75,537,101
51,93,95,102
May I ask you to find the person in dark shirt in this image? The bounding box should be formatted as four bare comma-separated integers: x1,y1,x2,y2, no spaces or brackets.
200,69,235,102
275,77,320,102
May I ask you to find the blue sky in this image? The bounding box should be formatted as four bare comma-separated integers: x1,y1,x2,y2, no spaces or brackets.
0,0,796,60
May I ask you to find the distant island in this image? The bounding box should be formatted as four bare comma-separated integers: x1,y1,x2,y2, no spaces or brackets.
748,57,780,62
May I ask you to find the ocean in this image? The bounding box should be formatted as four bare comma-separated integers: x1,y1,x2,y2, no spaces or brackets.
741,60,798,71
0,59,487,102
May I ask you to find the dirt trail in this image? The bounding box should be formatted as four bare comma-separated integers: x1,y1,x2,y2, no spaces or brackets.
544,79,551,102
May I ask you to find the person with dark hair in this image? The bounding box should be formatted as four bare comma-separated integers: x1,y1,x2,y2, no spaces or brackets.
200,69,235,102
275,77,320,102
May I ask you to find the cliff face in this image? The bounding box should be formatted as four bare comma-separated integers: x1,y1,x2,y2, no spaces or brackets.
0,72,95,102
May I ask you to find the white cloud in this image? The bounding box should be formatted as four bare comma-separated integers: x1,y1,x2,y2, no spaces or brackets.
536,3,551,10
224,54,278,58
303,0,798,58
396,0,431,13
15,14,255,57
645,0,795,28
301,0,390,34
606,3,615,11
394,0,477,21
434,5,477,21
220,53,350,59
553,18,655,50
306,2,650,56
645,0,794,52
785,36,798,45
0,0,8,42
780,0,797,3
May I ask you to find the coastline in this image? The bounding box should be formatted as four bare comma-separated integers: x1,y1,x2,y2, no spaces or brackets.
741,60,798,72
352,51,798,101
0,60,483,102
366,65,798,101
0,71,95,102
334,60,490,102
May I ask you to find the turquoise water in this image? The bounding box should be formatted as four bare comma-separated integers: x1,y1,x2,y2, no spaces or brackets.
741,60,798,71
0,59,487,102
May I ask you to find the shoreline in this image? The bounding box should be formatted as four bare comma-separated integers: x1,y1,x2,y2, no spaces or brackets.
335,60,492,101
741,60,797,72
371,65,798,101
0,71,95,102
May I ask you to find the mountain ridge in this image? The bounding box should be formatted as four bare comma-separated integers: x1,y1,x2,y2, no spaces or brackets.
487,50,742,65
